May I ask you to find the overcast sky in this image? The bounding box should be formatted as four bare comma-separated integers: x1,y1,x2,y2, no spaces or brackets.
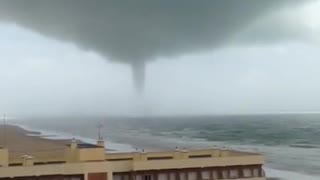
1,1,320,117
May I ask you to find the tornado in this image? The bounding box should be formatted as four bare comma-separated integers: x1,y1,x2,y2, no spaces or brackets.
131,62,145,94
0,0,309,93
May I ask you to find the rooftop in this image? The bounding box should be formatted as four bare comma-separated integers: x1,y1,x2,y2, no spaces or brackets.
75,143,103,149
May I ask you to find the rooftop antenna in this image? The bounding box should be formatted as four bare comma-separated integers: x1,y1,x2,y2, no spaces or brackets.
96,124,105,148
2,114,7,147
97,124,103,141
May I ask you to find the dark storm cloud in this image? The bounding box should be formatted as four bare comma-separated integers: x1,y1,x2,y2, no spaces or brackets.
0,0,307,91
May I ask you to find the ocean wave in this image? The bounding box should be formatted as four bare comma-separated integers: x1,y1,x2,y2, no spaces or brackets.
289,144,320,149
15,122,320,179
265,168,319,180
17,124,135,152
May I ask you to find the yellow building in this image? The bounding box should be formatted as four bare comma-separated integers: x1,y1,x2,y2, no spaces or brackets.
0,139,266,180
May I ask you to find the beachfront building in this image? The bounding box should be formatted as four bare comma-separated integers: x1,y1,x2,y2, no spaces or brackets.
0,139,266,180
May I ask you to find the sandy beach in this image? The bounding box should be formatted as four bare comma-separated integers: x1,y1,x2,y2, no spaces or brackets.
1,123,318,180
0,125,69,161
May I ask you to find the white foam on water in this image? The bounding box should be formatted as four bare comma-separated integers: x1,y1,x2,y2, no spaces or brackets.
265,167,319,180
14,124,320,179
17,124,135,152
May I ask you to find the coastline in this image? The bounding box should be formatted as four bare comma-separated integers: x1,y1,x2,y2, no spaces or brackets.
0,125,69,160
16,124,135,152
2,124,319,180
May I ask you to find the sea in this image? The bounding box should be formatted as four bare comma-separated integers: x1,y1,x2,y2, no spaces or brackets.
14,113,320,180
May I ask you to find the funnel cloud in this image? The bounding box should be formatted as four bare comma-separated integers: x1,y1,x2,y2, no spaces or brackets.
0,0,307,92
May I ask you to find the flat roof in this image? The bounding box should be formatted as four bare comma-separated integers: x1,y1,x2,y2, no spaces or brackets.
76,143,102,149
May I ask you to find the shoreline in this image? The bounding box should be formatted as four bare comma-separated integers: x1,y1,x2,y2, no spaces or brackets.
0,124,70,160
16,123,135,152
3,123,319,180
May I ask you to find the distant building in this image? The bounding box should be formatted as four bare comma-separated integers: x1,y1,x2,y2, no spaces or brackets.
0,139,266,180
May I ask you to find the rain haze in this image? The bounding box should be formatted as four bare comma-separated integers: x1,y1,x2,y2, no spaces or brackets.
2,1,320,179
0,0,320,117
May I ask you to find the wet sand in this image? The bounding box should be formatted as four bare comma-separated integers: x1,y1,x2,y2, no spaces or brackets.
0,125,70,161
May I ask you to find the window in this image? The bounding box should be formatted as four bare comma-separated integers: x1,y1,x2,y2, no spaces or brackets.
143,174,152,180
253,168,260,177
180,172,187,180
187,172,197,180
201,171,210,180
222,170,229,179
158,173,167,180
229,169,239,178
123,175,130,180
243,168,252,178
113,175,121,180
169,173,176,180
212,171,219,179
136,175,142,180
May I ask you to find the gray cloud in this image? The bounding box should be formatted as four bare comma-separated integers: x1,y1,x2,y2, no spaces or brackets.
0,0,308,91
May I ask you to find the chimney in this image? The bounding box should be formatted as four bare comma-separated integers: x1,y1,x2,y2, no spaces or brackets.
97,139,105,148
70,138,78,149
22,155,34,166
